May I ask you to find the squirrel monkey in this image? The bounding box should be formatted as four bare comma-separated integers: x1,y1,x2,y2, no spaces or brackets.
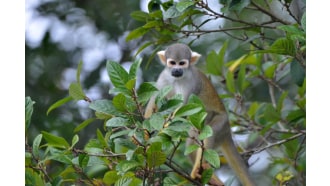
144,43,255,186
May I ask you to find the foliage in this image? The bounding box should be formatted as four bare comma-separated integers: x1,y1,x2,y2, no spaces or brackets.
26,0,306,185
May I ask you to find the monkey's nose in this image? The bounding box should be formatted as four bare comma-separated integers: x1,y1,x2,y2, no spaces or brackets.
172,69,183,77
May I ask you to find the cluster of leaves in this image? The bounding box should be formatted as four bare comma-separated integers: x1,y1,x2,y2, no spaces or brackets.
26,59,223,185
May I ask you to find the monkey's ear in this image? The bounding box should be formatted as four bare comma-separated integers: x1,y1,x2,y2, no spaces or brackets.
157,51,166,65
191,52,201,65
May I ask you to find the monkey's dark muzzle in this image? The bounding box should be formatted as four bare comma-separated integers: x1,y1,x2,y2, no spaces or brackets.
171,68,183,77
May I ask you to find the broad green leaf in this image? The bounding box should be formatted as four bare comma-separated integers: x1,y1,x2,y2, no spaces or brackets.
103,171,120,185
226,71,236,94
137,82,158,104
89,99,119,116
147,151,166,168
78,154,89,168
198,125,213,140
41,131,70,149
113,93,127,112
106,117,129,127
189,111,207,130
229,0,250,12
125,79,136,91
286,109,305,122
47,96,73,115
25,168,45,186
116,160,142,173
128,58,142,80
147,142,162,153
47,153,73,165
156,85,172,103
25,97,35,130
163,177,179,186
175,103,203,117
84,139,103,154
206,50,221,75
176,0,194,12
247,102,259,118
264,104,281,123
110,130,130,140
143,20,162,28
76,60,83,85
201,168,214,184
130,11,149,22
69,83,85,100
126,27,149,41
271,37,296,56
74,118,96,133
278,24,304,35
290,60,306,86
107,61,129,89
150,113,165,131
32,134,42,159
184,144,199,155
71,134,79,148
163,6,183,19
204,149,220,168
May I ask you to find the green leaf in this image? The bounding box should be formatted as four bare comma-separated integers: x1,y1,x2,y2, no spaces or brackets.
126,27,149,41
184,144,199,155
175,103,203,117
229,0,250,12
47,153,73,165
78,154,89,168
47,96,73,115
143,20,162,28
137,82,158,105
189,111,207,130
198,125,213,140
128,58,142,80
130,11,149,22
156,85,172,103
206,50,221,75
25,97,35,130
110,130,130,140
103,171,120,185
69,82,85,100
290,60,306,86
150,113,165,131
176,0,194,12
116,160,142,173
76,60,83,85
107,61,129,89
163,6,183,19
271,37,296,56
163,177,179,186
201,168,214,184
147,151,166,168
277,91,288,112
32,134,43,159
96,129,108,148
264,104,281,123
113,93,127,112
89,99,119,116
125,79,136,91
204,149,220,168
286,109,305,122
264,63,277,79
71,134,79,148
247,102,259,118
226,71,236,94
74,118,96,133
278,24,304,35
106,117,129,127
237,64,247,93
41,131,70,149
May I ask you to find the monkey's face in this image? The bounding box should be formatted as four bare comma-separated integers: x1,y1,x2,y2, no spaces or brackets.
166,59,189,78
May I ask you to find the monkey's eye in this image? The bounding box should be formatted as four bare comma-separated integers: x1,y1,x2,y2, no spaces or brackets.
169,61,176,65
179,61,186,66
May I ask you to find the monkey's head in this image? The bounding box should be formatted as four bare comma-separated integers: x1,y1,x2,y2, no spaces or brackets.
157,43,201,78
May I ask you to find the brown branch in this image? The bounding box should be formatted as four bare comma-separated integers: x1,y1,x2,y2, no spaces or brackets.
165,160,202,186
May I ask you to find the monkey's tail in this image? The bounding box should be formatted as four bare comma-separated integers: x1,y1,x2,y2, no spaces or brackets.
220,138,256,186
